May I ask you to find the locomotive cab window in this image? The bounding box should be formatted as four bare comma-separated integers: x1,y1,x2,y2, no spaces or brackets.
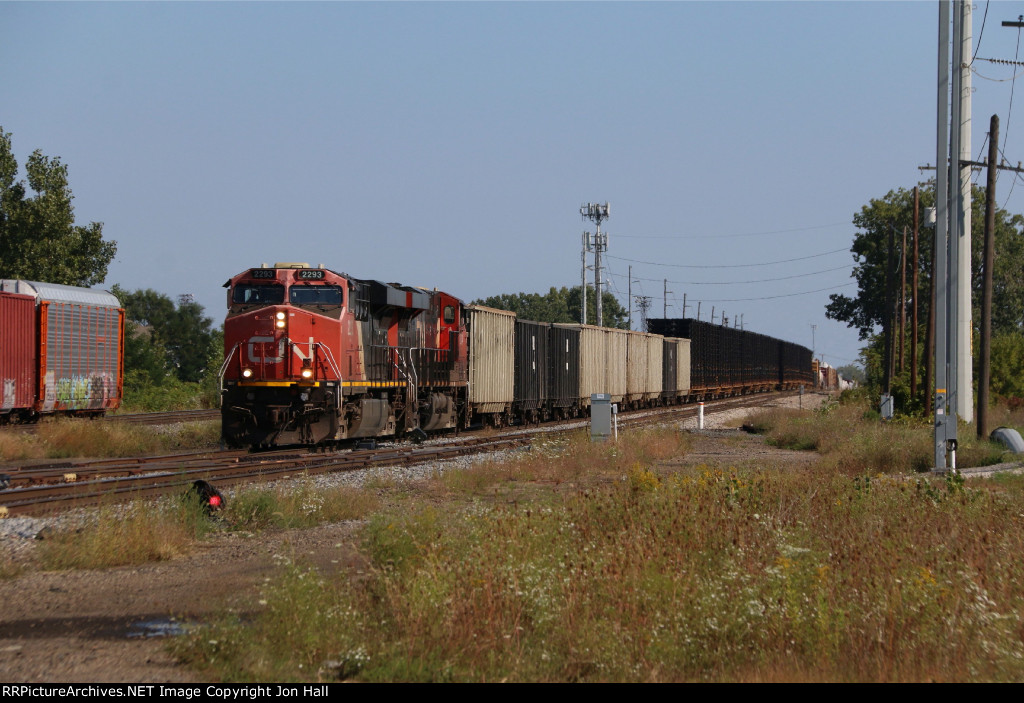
443,305,456,325
290,284,344,314
232,283,285,307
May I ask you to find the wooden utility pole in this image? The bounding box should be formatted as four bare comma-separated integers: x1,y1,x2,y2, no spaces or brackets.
628,265,632,330
978,114,999,439
884,223,896,394
925,220,935,416
912,187,920,398
900,225,907,373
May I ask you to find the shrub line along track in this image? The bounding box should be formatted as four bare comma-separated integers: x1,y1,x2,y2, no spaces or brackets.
0,392,801,517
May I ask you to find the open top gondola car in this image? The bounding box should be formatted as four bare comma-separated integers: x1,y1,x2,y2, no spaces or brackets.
220,264,467,447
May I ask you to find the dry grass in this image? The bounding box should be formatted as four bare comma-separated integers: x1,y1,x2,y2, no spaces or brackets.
0,420,220,461
172,419,1024,682
746,400,1008,474
426,428,689,498
176,454,1024,682
226,480,380,530
36,497,207,570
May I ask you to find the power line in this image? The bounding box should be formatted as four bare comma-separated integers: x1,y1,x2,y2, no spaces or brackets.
607,246,848,269
685,282,855,304
614,282,856,306
996,143,1024,207
971,2,991,65
1005,21,1022,153
606,264,852,286
614,222,848,240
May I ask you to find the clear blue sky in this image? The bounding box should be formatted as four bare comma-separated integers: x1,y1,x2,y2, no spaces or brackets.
4,1,1024,369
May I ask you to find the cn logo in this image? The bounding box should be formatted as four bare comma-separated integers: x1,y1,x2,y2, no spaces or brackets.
247,336,285,363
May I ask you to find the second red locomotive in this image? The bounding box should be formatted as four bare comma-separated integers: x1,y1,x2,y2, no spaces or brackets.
220,263,466,447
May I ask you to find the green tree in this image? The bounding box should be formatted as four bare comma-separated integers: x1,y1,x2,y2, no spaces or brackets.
112,286,218,384
0,128,116,286
990,331,1024,399
826,182,1024,340
473,285,630,329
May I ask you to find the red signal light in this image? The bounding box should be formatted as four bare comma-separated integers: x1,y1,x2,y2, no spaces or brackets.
209,494,222,508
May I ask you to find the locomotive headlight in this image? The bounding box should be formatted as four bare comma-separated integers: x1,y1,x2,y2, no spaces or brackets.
301,367,313,379
242,368,253,378
275,311,287,329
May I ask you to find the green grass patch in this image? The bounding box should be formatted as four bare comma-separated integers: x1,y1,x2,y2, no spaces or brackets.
225,480,380,531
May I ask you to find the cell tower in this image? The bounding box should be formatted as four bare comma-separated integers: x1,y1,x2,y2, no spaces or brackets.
580,202,610,326
635,295,652,331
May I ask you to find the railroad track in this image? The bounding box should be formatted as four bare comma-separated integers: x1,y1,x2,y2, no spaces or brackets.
0,391,805,517
0,408,220,434
104,409,220,425
0,436,532,517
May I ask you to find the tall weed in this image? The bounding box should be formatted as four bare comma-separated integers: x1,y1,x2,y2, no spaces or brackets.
226,481,379,530
175,430,1024,682
36,495,209,570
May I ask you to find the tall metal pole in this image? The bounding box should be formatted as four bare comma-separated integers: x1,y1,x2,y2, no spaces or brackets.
935,0,952,470
957,0,974,422
595,220,604,327
581,233,588,325
580,203,610,327
949,0,963,435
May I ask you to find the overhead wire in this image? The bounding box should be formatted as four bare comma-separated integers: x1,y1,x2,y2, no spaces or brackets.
996,143,1023,208
606,281,856,307
606,264,852,287
614,222,849,240
973,131,990,186
606,246,848,269
691,282,856,304
970,1,990,66
1004,22,1022,154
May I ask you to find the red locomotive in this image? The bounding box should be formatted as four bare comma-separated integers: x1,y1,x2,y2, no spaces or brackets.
220,263,467,447
221,263,816,449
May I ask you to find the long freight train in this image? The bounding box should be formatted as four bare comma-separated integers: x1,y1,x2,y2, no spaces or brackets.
0,280,125,423
220,263,813,448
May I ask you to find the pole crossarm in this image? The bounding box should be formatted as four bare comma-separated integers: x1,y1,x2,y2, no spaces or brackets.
919,160,1024,174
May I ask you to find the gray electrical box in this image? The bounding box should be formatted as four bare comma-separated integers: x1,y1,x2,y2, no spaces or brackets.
880,393,894,420
590,393,612,442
